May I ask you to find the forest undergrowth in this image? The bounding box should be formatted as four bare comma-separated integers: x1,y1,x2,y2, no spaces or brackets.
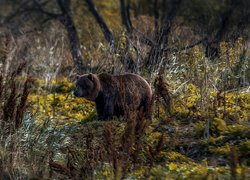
0,31,249,179
0,64,249,179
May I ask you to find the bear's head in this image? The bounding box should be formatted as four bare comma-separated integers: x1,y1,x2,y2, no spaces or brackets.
74,74,101,101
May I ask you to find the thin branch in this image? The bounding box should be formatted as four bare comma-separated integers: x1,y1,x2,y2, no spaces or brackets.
3,0,60,24
133,29,155,46
165,38,207,53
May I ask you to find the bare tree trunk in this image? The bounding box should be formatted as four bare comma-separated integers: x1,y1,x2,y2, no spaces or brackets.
86,0,138,72
204,0,237,59
85,0,114,44
119,0,138,72
146,0,182,74
27,0,88,73
57,0,87,73
120,0,132,33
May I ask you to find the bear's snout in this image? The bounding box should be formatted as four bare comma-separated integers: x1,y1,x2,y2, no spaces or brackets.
73,88,81,97
73,89,79,97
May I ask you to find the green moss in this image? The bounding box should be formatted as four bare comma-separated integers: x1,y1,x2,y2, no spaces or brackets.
167,152,194,164
225,124,250,138
211,117,228,133
209,145,231,156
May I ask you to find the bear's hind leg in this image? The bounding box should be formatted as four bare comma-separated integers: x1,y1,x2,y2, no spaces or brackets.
144,96,153,120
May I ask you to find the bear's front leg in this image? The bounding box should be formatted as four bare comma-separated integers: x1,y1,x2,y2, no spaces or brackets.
103,96,115,120
95,103,104,120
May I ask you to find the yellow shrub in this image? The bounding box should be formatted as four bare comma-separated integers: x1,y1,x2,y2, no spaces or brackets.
28,78,95,126
209,145,231,155
212,117,228,132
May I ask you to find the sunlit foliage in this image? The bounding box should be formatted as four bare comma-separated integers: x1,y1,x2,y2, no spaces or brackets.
28,78,95,127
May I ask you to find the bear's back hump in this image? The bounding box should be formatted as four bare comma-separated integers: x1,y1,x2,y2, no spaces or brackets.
98,73,151,93
117,73,151,94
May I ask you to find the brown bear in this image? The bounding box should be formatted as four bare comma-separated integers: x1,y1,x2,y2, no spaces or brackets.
74,72,152,120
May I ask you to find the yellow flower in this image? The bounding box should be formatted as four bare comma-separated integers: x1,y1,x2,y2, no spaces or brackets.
216,167,225,174
236,167,242,174
102,170,111,176
168,163,177,171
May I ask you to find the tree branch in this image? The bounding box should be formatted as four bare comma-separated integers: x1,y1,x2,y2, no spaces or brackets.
3,0,31,23
153,0,159,31
33,0,61,19
165,38,207,53
57,0,71,15
85,0,114,44
120,0,132,33
146,0,183,73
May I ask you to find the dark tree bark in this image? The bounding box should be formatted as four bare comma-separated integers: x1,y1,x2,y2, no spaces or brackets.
120,0,132,33
120,0,154,46
32,0,87,73
56,0,87,73
204,3,234,59
119,0,138,72
203,0,242,59
4,0,88,73
146,0,182,74
84,0,137,73
85,0,114,44
153,0,159,31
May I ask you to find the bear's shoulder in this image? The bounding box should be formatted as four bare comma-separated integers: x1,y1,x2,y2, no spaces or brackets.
98,73,114,81
97,73,119,90
98,72,111,78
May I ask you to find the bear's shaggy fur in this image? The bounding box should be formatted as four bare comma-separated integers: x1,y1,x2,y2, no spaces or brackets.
74,73,152,120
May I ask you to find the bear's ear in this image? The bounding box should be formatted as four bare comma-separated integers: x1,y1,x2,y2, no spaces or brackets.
68,72,81,82
88,73,94,81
